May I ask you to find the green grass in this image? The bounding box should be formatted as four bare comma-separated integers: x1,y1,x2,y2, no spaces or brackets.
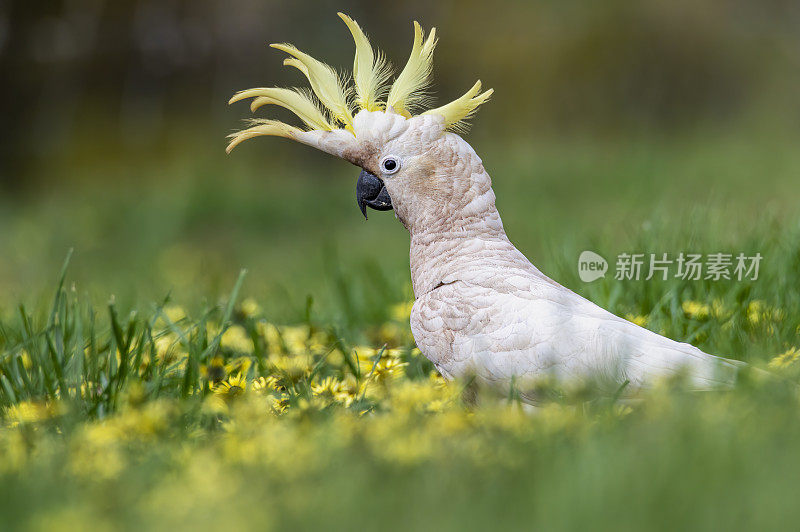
1,131,800,530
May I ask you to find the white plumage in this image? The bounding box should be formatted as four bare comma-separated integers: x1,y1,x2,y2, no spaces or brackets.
228,14,746,400
391,118,743,398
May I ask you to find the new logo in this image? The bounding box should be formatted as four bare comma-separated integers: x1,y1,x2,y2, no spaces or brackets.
578,251,608,282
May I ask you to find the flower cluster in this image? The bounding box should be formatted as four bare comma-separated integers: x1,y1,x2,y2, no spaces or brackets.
0,293,797,529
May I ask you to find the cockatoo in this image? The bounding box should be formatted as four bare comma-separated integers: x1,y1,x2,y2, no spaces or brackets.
227,13,744,400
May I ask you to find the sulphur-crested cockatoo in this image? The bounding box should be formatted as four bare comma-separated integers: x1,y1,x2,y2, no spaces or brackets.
227,13,744,400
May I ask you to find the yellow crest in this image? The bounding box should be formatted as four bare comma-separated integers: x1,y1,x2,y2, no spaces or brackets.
227,13,493,153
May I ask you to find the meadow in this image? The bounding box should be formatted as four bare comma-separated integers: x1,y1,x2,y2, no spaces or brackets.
1,121,800,530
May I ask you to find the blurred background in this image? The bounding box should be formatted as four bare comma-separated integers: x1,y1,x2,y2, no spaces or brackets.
1,0,799,325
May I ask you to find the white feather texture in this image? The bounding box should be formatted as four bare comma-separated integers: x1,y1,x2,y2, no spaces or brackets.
392,126,745,399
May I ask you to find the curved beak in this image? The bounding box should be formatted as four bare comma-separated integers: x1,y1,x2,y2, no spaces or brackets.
356,170,393,220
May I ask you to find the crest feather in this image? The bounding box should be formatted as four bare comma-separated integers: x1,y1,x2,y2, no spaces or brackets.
423,80,494,132
226,119,300,154
338,13,391,112
228,87,333,131
282,57,308,76
227,14,494,154
270,43,354,129
386,21,437,118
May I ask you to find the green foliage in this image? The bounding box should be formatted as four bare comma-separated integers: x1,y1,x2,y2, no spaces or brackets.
1,133,800,529
0,226,798,529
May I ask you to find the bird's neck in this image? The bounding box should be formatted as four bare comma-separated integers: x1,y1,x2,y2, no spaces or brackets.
407,179,537,298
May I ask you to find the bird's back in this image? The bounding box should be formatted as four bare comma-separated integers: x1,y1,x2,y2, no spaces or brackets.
410,262,743,398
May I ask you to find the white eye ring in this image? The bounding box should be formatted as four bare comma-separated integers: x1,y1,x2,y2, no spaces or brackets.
380,155,401,175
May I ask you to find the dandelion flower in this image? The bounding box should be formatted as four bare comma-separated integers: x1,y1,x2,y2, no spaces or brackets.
213,374,248,399
625,314,648,327
4,401,60,427
311,377,344,402
225,356,252,376
335,375,362,406
257,322,282,350
711,299,731,320
239,297,262,318
272,354,313,382
252,375,281,393
163,304,187,323
747,300,764,325
269,393,291,414
221,326,254,354
768,347,800,370
376,357,407,381
682,300,710,320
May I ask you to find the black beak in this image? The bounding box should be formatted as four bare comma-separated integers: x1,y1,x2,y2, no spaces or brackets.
356,170,393,220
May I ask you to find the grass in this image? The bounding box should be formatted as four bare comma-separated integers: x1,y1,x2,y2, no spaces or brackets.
1,130,800,530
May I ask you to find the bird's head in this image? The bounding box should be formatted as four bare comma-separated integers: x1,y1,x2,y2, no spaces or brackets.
227,13,493,232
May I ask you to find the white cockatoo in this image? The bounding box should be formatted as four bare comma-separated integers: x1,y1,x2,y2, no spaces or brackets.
228,14,744,400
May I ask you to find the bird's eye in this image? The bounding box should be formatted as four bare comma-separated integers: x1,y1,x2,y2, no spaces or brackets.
380,156,400,175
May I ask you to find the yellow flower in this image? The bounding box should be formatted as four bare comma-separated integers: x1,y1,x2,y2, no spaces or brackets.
221,326,253,354
213,374,248,399
375,357,407,383
625,314,648,327
282,325,312,353
768,347,800,370
271,354,313,382
292,396,328,415
356,347,408,385
4,400,61,427
239,297,262,318
225,356,252,376
335,375,362,406
682,300,710,320
747,300,764,325
163,304,187,323
711,299,731,320
429,370,447,387
154,303,187,328
252,375,281,393
747,300,784,326
355,346,403,367
269,393,291,414
311,377,344,402
388,379,456,414
257,321,281,346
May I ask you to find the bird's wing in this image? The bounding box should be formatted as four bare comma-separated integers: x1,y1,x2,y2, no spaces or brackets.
410,275,742,395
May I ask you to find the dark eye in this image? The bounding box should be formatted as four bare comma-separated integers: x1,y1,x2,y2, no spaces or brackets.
380,156,400,175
